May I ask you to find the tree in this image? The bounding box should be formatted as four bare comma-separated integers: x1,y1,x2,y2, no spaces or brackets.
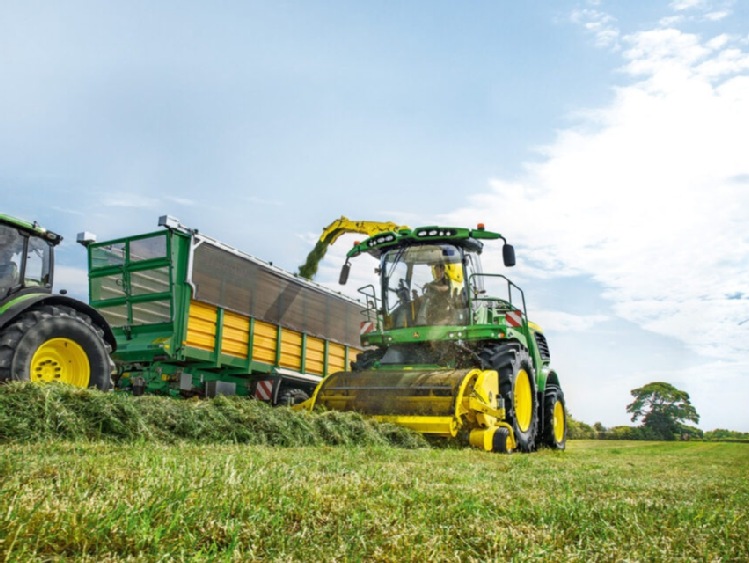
626,382,700,440
704,428,749,441
565,410,595,439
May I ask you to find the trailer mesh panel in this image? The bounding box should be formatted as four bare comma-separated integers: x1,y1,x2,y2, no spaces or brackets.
192,242,363,348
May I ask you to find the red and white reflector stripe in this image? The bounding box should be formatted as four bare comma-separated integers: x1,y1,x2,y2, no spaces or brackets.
255,380,273,401
360,321,376,335
506,309,523,328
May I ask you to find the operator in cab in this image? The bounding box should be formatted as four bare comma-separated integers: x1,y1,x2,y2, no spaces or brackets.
418,262,465,325
0,229,21,291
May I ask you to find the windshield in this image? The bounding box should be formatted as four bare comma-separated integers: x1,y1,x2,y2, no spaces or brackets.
0,224,52,297
381,243,468,327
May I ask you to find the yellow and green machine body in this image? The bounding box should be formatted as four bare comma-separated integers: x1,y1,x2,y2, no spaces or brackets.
304,225,567,453
82,217,363,404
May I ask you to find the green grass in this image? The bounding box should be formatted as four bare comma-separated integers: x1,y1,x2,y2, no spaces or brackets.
1,440,747,561
0,385,747,561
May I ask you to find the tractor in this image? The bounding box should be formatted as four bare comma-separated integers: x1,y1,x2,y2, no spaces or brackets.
303,224,566,453
0,213,115,389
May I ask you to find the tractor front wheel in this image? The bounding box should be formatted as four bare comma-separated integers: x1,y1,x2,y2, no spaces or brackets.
496,347,538,453
479,344,538,452
0,305,113,390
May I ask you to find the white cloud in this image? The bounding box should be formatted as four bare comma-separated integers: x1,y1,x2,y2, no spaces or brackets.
571,8,620,49
448,25,749,367
671,0,708,10
622,28,749,82
669,0,734,22
621,29,716,82
53,265,89,300
165,196,196,207
532,310,608,332
705,10,730,21
101,194,159,208
652,358,749,430
659,15,685,27
50,205,85,217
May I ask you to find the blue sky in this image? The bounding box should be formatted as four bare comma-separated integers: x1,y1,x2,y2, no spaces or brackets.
2,0,748,431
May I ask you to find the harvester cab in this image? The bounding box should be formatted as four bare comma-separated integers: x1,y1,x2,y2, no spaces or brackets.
305,224,566,454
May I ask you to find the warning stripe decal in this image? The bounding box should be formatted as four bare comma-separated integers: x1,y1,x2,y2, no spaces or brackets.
506,309,523,328
255,380,273,401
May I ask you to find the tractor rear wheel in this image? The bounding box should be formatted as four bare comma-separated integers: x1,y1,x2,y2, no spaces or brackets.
542,386,566,450
0,305,113,390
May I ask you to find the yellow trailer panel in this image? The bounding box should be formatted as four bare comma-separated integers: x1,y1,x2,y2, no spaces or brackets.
185,299,357,377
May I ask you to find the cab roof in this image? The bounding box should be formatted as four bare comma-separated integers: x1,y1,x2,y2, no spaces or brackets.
346,224,507,259
0,213,63,245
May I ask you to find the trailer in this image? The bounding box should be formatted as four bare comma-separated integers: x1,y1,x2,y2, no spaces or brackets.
80,216,364,404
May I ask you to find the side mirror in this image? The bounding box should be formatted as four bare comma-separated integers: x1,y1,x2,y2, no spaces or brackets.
339,262,351,285
502,244,516,267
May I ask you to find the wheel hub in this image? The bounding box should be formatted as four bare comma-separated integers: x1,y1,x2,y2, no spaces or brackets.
30,338,90,387
514,369,533,432
553,400,565,443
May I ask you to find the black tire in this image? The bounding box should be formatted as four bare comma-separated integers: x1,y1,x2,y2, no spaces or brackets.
492,427,512,454
542,386,566,450
485,344,538,453
0,304,113,390
277,387,310,406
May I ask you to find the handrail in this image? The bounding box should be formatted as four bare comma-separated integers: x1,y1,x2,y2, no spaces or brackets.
467,273,536,357
357,284,380,329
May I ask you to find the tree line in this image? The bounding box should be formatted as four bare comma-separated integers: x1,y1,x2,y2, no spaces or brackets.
566,381,749,441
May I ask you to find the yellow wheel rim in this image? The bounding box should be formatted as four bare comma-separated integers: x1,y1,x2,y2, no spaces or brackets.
514,369,533,432
553,400,565,443
30,338,90,387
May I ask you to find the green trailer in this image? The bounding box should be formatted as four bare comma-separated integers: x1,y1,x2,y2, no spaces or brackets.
80,216,364,404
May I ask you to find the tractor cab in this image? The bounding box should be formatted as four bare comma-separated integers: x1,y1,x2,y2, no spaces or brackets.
0,216,58,301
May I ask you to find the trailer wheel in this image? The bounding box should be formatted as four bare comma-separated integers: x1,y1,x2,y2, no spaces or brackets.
542,387,566,450
0,305,113,390
277,388,309,406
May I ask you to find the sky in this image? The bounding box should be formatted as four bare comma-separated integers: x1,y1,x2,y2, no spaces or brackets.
1,0,748,432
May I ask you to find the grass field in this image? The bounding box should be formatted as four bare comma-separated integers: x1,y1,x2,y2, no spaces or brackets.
1,439,747,562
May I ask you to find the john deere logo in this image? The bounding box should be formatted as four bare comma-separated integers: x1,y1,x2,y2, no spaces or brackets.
412,331,420,338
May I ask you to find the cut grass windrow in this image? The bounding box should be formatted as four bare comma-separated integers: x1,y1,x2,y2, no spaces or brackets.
0,382,427,449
